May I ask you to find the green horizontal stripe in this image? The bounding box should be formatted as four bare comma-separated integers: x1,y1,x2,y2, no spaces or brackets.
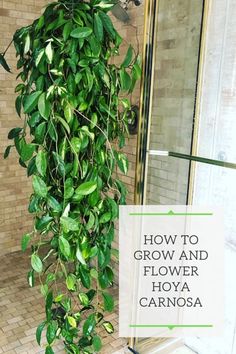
129,324,213,329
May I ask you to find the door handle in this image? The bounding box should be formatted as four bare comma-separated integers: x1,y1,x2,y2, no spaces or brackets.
147,150,236,169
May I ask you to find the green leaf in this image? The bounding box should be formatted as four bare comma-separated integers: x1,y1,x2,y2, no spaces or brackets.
52,152,66,177
54,294,64,302
93,335,102,352
36,150,47,176
24,33,31,54
64,104,73,123
15,83,25,93
86,212,95,230
108,197,118,220
36,214,53,231
47,196,62,212
63,21,73,41
4,145,12,159
83,314,96,336
38,92,51,119
36,15,44,31
31,254,43,273
0,53,11,72
57,116,70,134
40,284,48,297
28,157,37,177
68,316,77,328
23,91,42,114
14,136,24,156
70,27,93,39
15,95,22,117
87,289,96,302
90,246,98,258
21,143,35,162
64,178,74,199
78,102,88,111
35,49,45,67
60,216,79,231
21,233,31,252
35,122,46,144
79,265,91,289
98,11,115,39
45,42,53,64
98,249,105,268
99,212,111,224
120,68,131,92
27,269,35,287
33,175,48,198
133,58,142,80
59,236,71,258
90,113,98,129
94,1,114,10
19,158,27,168
66,273,77,291
8,127,22,139
28,111,41,127
122,45,133,68
94,13,103,42
46,322,57,345
36,321,46,345
75,181,97,196
102,292,114,312
115,152,129,174
76,246,86,265
98,267,112,289
102,321,114,334
71,137,81,153
78,292,89,306
46,291,53,315
48,121,58,141
45,346,54,354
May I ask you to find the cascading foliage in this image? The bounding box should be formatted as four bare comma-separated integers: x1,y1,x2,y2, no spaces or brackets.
3,0,141,353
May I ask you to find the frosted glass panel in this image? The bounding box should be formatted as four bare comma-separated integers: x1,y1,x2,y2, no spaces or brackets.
193,162,236,247
145,0,203,206
197,0,236,163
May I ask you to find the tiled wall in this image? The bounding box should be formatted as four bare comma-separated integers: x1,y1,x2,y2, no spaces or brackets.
0,0,51,256
0,1,143,256
111,3,144,205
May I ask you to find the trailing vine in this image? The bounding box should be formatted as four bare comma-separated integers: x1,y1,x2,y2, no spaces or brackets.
2,0,141,353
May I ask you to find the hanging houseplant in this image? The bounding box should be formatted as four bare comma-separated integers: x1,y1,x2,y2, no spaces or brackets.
2,0,141,353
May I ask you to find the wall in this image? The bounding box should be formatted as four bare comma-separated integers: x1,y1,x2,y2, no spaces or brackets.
0,1,143,256
0,0,51,256
108,4,144,280
111,3,144,206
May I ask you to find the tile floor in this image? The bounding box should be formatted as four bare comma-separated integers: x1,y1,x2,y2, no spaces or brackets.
0,251,127,354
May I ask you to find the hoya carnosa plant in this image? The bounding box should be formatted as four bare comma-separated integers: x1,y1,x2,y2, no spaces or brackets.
3,0,141,353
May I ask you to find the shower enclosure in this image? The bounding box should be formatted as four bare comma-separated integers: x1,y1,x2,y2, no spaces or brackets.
134,0,236,353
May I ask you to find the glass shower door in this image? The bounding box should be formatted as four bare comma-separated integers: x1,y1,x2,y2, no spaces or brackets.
136,0,236,353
